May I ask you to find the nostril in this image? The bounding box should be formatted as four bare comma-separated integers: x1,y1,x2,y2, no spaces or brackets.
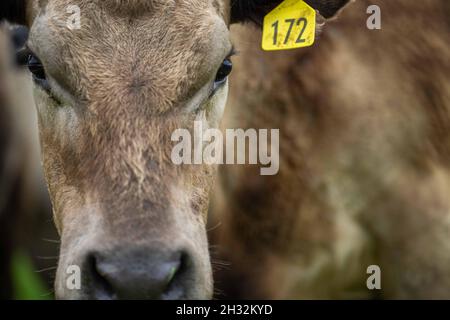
165,263,180,285
162,251,189,299
87,253,115,299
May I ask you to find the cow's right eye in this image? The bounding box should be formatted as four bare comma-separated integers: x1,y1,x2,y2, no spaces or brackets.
27,52,51,92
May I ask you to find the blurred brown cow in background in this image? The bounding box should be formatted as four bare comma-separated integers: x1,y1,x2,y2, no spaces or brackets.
211,0,450,299
0,27,55,299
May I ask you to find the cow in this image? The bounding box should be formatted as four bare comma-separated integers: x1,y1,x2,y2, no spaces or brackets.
1,0,354,299
211,0,450,299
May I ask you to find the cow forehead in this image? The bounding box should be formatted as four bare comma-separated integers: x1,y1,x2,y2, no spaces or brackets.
36,0,225,15
29,0,231,111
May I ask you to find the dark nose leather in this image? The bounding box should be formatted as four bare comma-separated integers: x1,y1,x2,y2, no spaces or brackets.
85,246,189,299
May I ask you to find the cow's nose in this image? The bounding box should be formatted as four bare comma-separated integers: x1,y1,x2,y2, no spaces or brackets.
85,247,188,299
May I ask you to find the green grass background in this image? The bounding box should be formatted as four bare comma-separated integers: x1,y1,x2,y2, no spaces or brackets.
11,250,52,300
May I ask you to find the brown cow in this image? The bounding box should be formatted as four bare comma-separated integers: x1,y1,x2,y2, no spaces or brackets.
2,0,448,300
212,0,450,299
1,0,351,299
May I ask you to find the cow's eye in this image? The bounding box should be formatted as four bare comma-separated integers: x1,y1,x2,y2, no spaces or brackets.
27,53,46,80
27,52,50,91
214,58,232,87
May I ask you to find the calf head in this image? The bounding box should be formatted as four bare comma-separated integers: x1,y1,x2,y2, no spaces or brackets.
2,0,349,299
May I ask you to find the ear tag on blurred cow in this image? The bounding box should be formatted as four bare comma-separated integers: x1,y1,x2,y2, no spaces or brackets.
262,0,316,51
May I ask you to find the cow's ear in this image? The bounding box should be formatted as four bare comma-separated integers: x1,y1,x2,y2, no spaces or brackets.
230,0,281,25
0,0,28,25
307,0,350,19
230,0,351,25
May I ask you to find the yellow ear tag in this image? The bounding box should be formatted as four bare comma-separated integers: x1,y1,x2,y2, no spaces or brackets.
262,0,316,51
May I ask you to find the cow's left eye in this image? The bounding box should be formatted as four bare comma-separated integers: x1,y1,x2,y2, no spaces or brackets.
27,53,50,91
214,58,232,88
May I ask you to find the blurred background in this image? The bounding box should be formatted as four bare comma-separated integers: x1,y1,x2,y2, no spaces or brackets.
0,27,57,299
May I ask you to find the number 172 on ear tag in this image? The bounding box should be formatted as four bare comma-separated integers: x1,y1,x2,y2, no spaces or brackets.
262,0,316,51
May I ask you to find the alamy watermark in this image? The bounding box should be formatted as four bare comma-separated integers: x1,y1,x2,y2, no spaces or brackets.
171,121,279,175
366,264,381,290
366,5,381,30
66,265,81,290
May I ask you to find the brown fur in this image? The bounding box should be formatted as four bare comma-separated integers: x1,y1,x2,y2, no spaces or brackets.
23,0,236,299
212,0,450,299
